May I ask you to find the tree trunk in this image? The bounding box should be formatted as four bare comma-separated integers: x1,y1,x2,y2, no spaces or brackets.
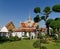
46,26,50,35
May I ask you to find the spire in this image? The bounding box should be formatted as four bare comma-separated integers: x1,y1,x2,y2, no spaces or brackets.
28,12,31,21
28,16,31,20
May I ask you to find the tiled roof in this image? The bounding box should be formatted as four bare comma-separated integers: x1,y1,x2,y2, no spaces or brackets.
5,21,15,31
13,28,35,32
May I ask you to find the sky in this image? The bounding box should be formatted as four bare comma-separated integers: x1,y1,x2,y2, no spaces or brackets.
0,0,60,28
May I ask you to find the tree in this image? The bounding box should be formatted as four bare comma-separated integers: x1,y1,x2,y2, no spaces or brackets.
49,20,56,32
49,19,60,34
46,19,54,35
41,6,52,35
33,31,47,49
43,6,52,19
52,4,60,12
55,18,60,20
34,6,51,35
34,7,40,13
34,15,41,23
41,16,46,21
55,18,60,33
34,7,41,23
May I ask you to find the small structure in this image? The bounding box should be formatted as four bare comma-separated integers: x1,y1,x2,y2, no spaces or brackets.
0,26,9,37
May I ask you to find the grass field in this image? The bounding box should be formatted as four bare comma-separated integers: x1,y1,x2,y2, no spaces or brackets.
0,39,60,49
43,42,60,49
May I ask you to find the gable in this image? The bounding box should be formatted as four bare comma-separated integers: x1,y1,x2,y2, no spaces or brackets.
0,26,8,32
5,21,15,31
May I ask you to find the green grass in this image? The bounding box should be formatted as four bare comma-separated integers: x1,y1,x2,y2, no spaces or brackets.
0,40,37,49
42,42,60,49
0,39,60,49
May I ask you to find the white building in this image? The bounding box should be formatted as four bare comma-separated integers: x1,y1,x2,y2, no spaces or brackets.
0,16,37,39
0,26,9,37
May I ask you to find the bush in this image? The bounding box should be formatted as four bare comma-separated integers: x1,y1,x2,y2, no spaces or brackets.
38,33,45,39
33,40,40,48
53,34,58,40
9,36,21,41
40,39,47,43
0,36,9,42
41,46,47,49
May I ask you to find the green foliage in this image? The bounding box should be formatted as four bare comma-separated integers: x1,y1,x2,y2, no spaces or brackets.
34,7,40,13
52,4,60,12
9,36,21,41
43,6,51,13
33,40,40,48
38,33,45,39
40,39,47,43
34,15,41,23
49,19,60,29
0,36,9,41
53,34,59,40
41,16,46,21
49,21,56,29
46,19,54,26
36,25,39,29
41,46,47,49
55,18,60,21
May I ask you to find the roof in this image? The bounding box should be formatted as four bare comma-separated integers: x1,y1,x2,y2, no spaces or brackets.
0,26,8,32
13,28,35,32
20,16,38,28
5,21,15,30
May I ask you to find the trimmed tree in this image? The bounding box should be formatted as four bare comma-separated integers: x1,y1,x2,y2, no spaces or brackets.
52,4,60,12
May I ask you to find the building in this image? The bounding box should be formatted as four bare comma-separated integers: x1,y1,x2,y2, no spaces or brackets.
0,16,46,39
13,16,38,39
5,21,15,31
0,26,9,37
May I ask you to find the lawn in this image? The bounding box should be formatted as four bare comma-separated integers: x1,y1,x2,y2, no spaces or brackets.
0,40,37,49
42,42,60,49
0,39,60,49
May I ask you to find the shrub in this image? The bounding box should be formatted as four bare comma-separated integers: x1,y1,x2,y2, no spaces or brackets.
40,38,47,43
9,36,21,41
53,34,58,40
33,40,40,48
41,46,47,49
38,33,46,39
0,36,9,42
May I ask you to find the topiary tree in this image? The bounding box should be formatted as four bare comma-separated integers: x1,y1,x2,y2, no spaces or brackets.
34,15,41,23
34,7,41,23
34,6,52,35
42,6,52,35
34,7,41,13
52,4,60,12
46,19,54,35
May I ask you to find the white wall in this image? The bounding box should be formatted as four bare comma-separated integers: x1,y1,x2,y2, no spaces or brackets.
26,32,29,37
31,32,35,39
11,32,22,38
16,32,22,38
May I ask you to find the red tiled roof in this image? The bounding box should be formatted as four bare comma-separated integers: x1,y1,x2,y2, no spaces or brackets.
21,23,26,28
13,28,35,32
